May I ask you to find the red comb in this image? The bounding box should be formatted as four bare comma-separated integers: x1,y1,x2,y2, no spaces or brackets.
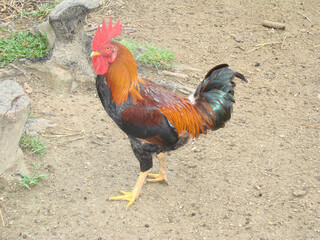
92,17,122,51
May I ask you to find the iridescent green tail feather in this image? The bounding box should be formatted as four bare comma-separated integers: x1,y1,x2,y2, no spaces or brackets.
193,64,247,130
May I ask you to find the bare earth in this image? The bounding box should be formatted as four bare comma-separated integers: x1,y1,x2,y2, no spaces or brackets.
1,0,319,239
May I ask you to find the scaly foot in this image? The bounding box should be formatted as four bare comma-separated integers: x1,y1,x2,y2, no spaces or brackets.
108,170,149,209
147,152,168,183
147,172,168,183
109,190,137,209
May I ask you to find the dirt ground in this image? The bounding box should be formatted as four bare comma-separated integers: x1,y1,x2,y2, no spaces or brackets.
1,0,320,239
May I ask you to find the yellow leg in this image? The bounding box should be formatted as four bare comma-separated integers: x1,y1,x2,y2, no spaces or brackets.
148,152,168,183
109,170,150,209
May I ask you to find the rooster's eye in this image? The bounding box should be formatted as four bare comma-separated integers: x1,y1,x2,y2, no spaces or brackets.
106,47,111,51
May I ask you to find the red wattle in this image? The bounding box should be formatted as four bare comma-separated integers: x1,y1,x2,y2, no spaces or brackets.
92,55,108,75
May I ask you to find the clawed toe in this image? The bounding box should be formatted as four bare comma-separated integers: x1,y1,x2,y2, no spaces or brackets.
147,173,168,183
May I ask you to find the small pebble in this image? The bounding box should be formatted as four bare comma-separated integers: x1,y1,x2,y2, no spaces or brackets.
192,147,200,153
254,185,261,190
255,62,261,67
223,214,230,219
293,189,307,197
70,81,78,92
234,35,244,42
145,224,149,228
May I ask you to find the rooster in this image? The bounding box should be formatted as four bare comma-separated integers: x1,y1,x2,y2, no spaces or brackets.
91,17,247,209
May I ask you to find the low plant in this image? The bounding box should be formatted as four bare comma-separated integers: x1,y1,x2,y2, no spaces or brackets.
19,135,47,155
16,2,59,19
17,163,47,189
120,39,176,69
27,113,39,120
0,31,49,66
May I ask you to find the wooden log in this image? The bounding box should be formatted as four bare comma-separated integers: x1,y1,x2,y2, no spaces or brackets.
0,80,30,176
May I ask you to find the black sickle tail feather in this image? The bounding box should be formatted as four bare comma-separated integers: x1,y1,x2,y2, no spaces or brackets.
193,64,247,130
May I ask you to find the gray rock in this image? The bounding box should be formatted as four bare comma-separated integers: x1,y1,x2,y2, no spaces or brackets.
292,189,307,197
0,80,30,176
25,118,56,135
70,81,78,92
23,0,100,84
49,0,99,45
0,80,27,113
30,21,56,48
234,35,244,43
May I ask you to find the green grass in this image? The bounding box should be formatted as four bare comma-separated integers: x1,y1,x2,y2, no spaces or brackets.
19,135,47,155
17,163,47,189
120,39,176,69
0,31,49,66
27,113,39,120
120,39,141,54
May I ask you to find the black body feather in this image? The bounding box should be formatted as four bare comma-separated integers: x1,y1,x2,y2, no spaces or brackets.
96,75,185,171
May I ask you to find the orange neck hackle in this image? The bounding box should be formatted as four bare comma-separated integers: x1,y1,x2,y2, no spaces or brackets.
105,42,145,105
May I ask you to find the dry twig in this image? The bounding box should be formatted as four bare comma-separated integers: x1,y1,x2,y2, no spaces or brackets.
42,129,84,138
47,103,59,111
262,20,285,30
297,123,320,130
8,63,32,80
281,35,287,50
146,186,175,208
297,12,311,22
42,125,85,138
0,209,5,227
255,42,282,47
58,136,85,145
246,42,282,53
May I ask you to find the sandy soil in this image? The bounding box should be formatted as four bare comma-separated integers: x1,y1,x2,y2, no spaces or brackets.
0,0,319,239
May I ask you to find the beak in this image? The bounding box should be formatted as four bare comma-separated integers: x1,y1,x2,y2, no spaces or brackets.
90,51,100,57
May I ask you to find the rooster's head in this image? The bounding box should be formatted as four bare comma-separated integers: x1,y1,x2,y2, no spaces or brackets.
91,17,122,75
